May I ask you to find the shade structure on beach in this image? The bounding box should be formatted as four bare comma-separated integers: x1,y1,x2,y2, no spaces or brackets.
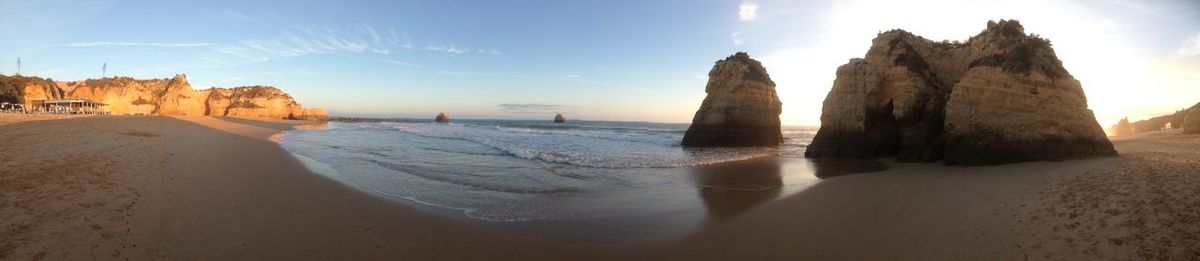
38,99,109,114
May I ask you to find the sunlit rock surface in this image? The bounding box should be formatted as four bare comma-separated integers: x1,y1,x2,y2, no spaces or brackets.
681,52,782,147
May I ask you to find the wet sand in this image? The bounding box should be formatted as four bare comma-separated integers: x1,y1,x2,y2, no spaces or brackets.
2,114,1198,260
0,115,593,260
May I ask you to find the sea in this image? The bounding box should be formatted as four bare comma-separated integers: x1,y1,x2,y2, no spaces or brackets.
279,119,880,242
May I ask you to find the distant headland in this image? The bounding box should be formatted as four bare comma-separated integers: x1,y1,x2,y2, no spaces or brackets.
0,73,326,121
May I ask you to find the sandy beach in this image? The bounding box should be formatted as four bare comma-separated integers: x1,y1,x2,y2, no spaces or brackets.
2,115,1198,260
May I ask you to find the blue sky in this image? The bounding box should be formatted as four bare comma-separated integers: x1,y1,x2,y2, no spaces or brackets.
1,0,1198,126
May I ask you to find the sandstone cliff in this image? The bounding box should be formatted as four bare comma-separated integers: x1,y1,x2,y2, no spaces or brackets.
681,52,782,147
1183,103,1200,134
0,74,326,120
805,20,1115,165
1112,117,1133,136
1109,103,1198,136
0,75,65,107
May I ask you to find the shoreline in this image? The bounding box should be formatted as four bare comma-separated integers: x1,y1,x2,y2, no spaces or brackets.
0,115,603,260
2,114,1197,259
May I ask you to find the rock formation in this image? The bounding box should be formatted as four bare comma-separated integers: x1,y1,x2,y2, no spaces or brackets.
1109,103,1198,135
681,52,782,147
1111,117,1132,136
1183,103,1200,134
435,112,450,122
0,73,326,120
805,20,1115,165
0,75,65,107
554,114,566,123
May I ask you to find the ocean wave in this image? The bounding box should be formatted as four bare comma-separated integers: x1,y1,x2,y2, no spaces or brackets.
384,122,779,168
367,158,588,194
280,121,819,225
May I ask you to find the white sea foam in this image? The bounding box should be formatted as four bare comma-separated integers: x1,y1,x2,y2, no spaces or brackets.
281,120,817,226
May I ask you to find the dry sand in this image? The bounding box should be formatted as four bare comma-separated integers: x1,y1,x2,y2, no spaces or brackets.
1,114,1197,260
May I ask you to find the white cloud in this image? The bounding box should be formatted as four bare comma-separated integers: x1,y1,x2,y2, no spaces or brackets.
731,31,745,45
52,42,213,48
188,25,499,68
425,45,468,54
375,58,420,68
738,2,758,22
1178,32,1200,57
436,70,469,76
425,45,502,55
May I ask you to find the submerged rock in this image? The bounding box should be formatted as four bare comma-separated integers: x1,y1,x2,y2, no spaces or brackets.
554,114,566,123
435,112,450,122
681,52,782,147
805,20,1115,165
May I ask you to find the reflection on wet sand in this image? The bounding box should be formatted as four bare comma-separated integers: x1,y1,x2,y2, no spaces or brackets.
691,157,891,222
807,158,889,179
691,159,784,221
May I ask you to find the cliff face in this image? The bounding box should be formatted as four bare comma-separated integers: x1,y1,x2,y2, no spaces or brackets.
1112,103,1198,135
805,20,1115,165
681,52,782,147
199,86,325,120
1112,117,1133,136
0,74,326,120
0,75,65,106
1183,103,1200,134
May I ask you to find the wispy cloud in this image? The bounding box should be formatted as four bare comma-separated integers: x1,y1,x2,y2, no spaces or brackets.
1178,32,1200,58
425,44,503,55
1109,0,1158,17
198,25,402,66
497,103,568,114
192,25,501,67
731,31,745,45
425,44,471,54
52,42,213,48
738,2,758,22
375,58,420,67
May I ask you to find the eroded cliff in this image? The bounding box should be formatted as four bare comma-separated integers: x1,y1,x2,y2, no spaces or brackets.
1182,103,1200,134
805,20,1115,165
0,73,326,120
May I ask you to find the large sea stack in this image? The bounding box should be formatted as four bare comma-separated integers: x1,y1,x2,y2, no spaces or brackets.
0,73,327,120
805,20,1115,165
681,52,782,147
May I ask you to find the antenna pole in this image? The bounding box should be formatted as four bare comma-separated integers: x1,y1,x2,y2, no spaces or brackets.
16,57,20,76
102,62,107,78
